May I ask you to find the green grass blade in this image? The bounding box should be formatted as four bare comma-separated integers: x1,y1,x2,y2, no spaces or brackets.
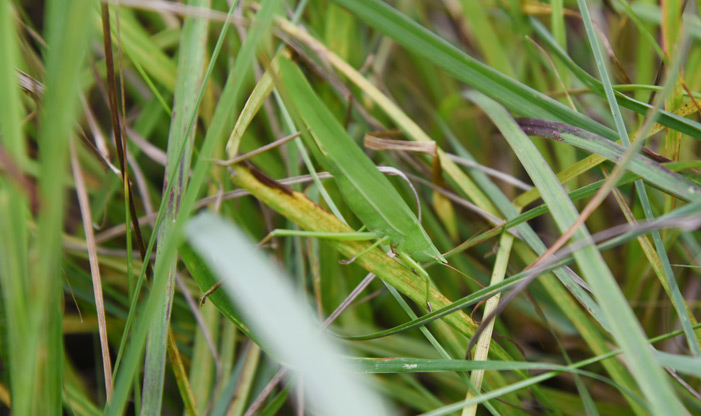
349,357,628,385
529,17,701,140
331,0,618,139
28,1,95,413
467,91,686,415
517,118,701,201
576,0,701,357
0,3,31,414
439,118,611,340
140,1,209,413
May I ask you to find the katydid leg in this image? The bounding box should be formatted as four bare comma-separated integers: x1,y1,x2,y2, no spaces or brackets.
397,251,434,312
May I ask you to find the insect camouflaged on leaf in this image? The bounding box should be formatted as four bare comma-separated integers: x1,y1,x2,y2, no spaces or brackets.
276,56,446,264
275,56,447,309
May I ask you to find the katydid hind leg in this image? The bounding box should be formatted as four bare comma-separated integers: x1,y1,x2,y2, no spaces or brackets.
397,251,433,312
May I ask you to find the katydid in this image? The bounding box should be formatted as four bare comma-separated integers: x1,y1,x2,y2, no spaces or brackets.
273,56,447,309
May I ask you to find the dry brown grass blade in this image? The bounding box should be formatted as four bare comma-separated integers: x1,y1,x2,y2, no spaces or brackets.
215,131,303,166
100,3,153,278
69,138,113,401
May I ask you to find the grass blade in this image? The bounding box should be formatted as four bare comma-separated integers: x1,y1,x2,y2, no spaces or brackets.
185,212,392,415
29,1,95,413
467,90,686,415
517,118,701,201
141,1,209,413
575,0,701,357
331,0,617,139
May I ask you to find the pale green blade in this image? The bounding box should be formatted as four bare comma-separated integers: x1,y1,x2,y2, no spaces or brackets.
185,212,392,415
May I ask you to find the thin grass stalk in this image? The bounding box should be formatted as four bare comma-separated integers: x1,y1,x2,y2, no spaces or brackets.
462,232,513,416
112,1,278,411
68,139,113,401
100,3,153,278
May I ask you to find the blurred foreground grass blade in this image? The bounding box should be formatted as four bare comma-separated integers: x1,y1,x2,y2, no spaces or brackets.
185,212,392,415
0,2,31,414
467,91,686,415
654,351,701,377
141,0,209,413
330,0,617,139
26,1,95,414
180,245,257,343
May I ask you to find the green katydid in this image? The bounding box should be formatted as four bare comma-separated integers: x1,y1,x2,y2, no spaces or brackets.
269,56,447,309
